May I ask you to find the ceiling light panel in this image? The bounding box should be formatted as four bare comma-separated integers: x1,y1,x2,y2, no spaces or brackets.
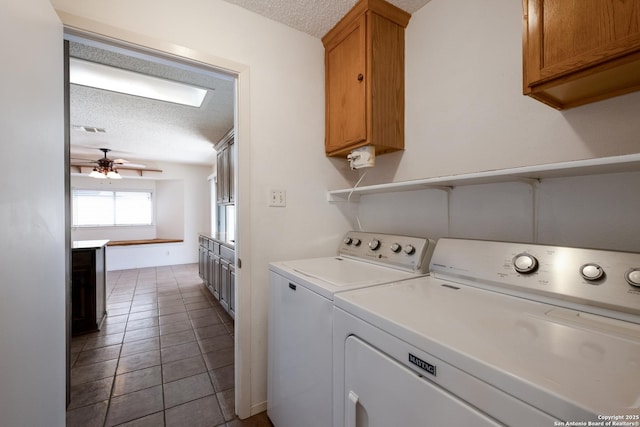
69,58,207,107
72,125,106,133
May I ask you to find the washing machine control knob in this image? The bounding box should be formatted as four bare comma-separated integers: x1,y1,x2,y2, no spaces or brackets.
390,243,401,253
513,253,538,274
404,245,416,255
580,263,604,281
343,237,353,245
369,239,381,251
352,238,361,246
625,268,640,287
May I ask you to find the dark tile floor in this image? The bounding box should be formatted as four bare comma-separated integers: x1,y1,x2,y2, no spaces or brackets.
67,263,272,427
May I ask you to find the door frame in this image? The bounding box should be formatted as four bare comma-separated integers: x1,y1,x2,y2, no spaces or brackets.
62,23,253,418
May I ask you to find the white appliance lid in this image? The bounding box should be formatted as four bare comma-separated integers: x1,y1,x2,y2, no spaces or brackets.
335,276,640,418
271,257,425,299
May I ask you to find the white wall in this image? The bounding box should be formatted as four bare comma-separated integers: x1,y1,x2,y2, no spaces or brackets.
355,171,640,253
348,0,640,253
363,0,640,186
50,0,353,417
157,180,185,239
0,1,65,425
71,162,211,270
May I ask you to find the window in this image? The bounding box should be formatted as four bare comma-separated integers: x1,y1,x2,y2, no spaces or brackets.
72,189,153,227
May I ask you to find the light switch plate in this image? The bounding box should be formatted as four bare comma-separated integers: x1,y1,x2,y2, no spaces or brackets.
269,189,286,207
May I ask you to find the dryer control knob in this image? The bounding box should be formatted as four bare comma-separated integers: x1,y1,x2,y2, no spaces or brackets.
352,238,361,247
513,253,538,274
390,243,401,253
580,263,604,281
369,239,381,251
404,245,416,255
343,237,353,245
625,268,640,287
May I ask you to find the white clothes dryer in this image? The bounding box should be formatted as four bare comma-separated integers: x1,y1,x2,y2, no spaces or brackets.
333,238,640,427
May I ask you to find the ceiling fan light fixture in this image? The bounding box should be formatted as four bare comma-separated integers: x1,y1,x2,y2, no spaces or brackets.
89,168,107,179
106,169,122,179
78,148,149,179
69,58,207,107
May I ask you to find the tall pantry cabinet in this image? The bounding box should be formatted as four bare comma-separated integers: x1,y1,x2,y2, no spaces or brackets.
199,130,236,319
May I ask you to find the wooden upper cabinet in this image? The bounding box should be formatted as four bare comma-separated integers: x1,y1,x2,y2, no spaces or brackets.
523,0,640,109
323,0,410,157
326,16,367,154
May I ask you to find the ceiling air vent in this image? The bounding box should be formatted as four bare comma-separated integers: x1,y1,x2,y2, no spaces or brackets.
72,125,106,133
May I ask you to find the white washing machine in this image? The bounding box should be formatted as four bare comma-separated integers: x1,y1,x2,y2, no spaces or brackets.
267,231,436,427
333,238,640,427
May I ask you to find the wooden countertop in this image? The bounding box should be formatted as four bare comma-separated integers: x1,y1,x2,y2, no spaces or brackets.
107,238,183,247
199,233,235,249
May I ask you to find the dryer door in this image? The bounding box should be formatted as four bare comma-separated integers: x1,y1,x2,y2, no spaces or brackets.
344,335,502,427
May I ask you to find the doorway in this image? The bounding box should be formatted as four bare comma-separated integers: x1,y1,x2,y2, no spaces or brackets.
64,29,249,420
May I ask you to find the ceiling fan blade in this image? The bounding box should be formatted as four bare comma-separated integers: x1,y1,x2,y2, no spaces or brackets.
113,159,147,168
71,162,99,167
115,165,162,172
70,157,98,162
115,164,147,169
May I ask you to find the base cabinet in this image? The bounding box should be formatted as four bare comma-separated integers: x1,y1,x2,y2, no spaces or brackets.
199,234,235,319
72,241,107,335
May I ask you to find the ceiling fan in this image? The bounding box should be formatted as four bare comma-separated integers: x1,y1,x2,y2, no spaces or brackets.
70,148,157,179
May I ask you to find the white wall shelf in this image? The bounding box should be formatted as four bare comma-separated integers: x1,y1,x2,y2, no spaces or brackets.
327,153,640,202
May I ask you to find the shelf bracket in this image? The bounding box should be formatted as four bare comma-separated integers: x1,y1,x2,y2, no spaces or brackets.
327,192,359,203
514,178,540,242
423,185,453,193
435,186,454,236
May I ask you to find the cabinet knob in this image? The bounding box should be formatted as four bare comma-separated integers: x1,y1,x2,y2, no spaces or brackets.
357,73,364,82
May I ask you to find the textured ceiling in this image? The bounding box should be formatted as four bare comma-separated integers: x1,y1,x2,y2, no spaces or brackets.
69,42,235,167
221,0,431,38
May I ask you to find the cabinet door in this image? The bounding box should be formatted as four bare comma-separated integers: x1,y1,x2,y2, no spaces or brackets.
223,146,230,203
71,250,97,334
220,259,230,312
212,253,221,300
325,15,367,155
228,141,235,204
198,245,205,280
216,148,228,204
216,150,223,204
527,0,640,82
95,247,106,329
208,249,213,288
228,265,235,319
524,0,640,108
